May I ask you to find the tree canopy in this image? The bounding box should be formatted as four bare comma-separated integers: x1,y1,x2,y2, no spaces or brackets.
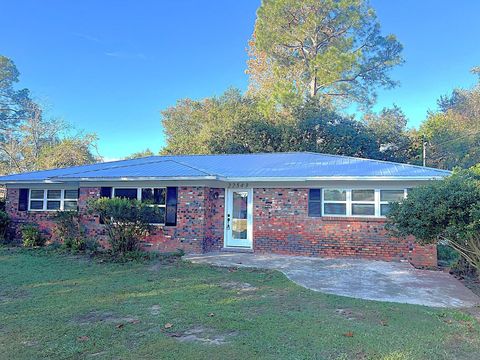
420,68,480,169
0,56,100,175
249,0,403,107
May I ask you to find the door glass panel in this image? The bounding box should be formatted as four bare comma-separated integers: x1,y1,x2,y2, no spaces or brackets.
232,191,248,240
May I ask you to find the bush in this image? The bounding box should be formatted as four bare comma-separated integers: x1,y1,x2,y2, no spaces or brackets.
387,168,480,276
437,244,460,266
88,197,158,255
21,224,45,247
0,210,9,244
53,211,87,251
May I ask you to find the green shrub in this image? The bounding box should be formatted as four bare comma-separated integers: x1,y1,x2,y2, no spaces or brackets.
21,224,44,247
0,210,9,244
88,197,157,255
437,244,460,266
387,169,480,276
53,211,87,251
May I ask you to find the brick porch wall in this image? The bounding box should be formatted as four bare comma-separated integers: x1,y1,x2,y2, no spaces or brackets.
253,188,437,267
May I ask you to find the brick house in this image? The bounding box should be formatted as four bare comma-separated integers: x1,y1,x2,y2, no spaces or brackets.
0,152,450,267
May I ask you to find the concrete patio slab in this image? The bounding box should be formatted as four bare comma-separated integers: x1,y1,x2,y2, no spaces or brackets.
185,252,480,308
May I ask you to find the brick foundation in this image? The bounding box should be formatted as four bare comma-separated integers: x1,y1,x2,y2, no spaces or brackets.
5,186,436,267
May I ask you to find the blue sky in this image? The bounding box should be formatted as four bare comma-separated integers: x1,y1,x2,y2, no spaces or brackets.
1,0,479,159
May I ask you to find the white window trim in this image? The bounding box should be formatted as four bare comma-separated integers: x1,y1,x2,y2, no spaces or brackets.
28,189,79,212
112,187,167,225
321,188,407,218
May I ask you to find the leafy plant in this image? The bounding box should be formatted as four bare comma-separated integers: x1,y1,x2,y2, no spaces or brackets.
437,244,460,267
387,168,480,276
88,197,159,255
21,224,44,247
53,211,87,251
0,210,10,243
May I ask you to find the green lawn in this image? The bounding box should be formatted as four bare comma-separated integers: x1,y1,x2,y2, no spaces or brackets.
1,248,479,360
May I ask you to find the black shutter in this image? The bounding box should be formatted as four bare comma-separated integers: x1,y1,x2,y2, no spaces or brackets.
100,187,112,198
18,188,29,211
308,189,322,217
165,187,178,226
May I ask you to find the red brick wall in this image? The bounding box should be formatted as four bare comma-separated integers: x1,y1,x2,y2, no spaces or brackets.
5,188,58,240
204,188,225,252
253,188,437,267
5,186,436,267
5,186,221,254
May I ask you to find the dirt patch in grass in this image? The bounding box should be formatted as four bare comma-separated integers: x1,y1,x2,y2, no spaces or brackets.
73,310,139,325
335,308,366,321
219,281,257,292
149,305,161,315
167,326,238,345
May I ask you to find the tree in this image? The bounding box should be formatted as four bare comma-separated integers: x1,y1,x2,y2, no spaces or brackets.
0,55,100,174
420,67,480,169
161,89,262,155
0,56,32,146
250,0,403,107
161,89,381,158
125,148,155,159
386,169,480,275
363,105,417,163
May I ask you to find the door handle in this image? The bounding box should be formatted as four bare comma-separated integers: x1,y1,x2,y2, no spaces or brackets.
226,214,231,230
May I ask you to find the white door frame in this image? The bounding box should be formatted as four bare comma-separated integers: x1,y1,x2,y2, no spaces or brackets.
224,188,253,249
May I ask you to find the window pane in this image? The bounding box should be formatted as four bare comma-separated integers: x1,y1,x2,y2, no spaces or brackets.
143,206,165,224
324,203,346,215
47,201,61,210
47,190,61,199
31,190,44,199
64,190,79,199
114,188,137,199
308,201,322,217
324,189,346,201
64,201,78,211
380,190,404,202
30,200,44,210
309,189,321,201
352,204,375,216
154,188,166,205
381,204,391,216
141,188,153,202
352,190,375,201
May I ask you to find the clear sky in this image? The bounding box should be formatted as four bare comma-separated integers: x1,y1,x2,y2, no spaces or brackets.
1,0,479,159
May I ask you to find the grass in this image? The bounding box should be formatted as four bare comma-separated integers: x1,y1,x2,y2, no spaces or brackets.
0,248,479,360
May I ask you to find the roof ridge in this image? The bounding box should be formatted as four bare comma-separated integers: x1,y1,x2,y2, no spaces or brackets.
166,159,217,176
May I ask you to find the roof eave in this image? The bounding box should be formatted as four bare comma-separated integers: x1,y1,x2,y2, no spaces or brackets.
219,175,449,182
0,174,449,185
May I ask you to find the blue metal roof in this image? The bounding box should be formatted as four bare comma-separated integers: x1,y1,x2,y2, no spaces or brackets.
0,152,451,183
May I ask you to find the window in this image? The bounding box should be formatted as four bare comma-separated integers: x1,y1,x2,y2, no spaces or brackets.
318,188,407,217
351,189,375,216
29,189,78,211
113,187,167,224
323,189,347,215
380,190,406,216
308,189,322,217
